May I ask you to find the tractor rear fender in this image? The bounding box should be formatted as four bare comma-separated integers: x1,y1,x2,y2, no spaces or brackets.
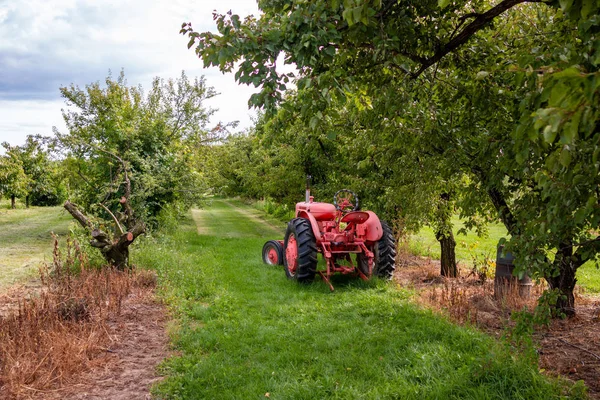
296,211,322,242
361,211,383,242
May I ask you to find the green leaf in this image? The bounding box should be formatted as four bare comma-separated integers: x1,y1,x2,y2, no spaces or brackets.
581,0,594,19
549,83,568,107
342,9,354,25
438,0,451,8
552,67,580,79
560,146,572,167
231,15,241,29
327,131,337,140
559,0,573,12
593,147,600,164
543,125,557,144
352,6,363,23
475,71,489,80
309,116,319,130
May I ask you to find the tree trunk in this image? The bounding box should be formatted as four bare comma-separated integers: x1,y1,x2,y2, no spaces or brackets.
435,193,458,277
546,244,579,317
64,201,145,270
437,229,458,277
10,195,15,209
546,270,576,317
26,195,29,208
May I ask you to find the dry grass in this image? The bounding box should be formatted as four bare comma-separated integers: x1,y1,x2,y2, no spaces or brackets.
425,276,547,328
0,235,157,399
394,256,548,331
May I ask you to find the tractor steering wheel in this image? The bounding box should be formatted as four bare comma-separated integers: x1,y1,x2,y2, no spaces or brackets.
334,189,359,212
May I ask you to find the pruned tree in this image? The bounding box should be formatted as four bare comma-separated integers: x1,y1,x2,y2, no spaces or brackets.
55,70,222,267
63,160,145,269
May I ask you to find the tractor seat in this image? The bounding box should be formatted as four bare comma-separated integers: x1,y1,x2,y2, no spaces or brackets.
340,211,369,224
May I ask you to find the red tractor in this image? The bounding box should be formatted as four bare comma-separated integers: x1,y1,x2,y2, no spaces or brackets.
262,180,396,290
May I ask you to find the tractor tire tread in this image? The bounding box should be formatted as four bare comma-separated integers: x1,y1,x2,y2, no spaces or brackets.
284,218,318,283
376,221,396,280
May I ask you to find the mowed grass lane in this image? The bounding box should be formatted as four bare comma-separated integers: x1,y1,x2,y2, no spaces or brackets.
140,199,582,399
0,204,71,289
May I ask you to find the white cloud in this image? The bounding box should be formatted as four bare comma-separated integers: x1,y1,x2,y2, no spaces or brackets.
0,0,261,148
0,99,65,146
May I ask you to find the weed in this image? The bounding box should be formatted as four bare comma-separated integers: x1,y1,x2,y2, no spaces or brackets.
0,234,152,398
465,250,495,285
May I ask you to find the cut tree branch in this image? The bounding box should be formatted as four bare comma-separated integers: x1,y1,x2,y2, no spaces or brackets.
63,201,94,230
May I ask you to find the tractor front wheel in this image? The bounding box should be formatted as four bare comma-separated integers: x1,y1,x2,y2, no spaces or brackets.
284,218,318,283
262,240,284,265
359,221,397,280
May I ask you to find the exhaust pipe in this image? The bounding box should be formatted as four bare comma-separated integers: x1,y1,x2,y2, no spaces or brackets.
305,175,312,203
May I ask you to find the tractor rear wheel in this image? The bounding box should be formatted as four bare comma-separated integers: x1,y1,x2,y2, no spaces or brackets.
359,221,396,280
284,218,318,283
262,240,284,265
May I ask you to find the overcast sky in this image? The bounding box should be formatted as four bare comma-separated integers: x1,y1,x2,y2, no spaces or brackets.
0,0,263,149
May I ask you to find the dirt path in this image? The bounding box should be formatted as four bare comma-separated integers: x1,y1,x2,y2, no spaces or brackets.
190,209,211,235
34,286,169,400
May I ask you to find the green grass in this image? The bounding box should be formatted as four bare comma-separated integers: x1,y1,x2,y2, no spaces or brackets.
408,216,506,263
138,199,584,399
410,216,600,293
0,201,71,289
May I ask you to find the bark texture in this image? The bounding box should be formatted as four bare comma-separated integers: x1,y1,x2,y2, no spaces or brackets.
436,193,458,278
437,229,458,277
546,243,580,317
64,200,145,270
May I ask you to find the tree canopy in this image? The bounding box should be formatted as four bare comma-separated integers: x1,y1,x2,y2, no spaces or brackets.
184,0,600,315
55,71,220,225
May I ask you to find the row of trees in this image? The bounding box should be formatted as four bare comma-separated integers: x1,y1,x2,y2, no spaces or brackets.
0,137,65,209
183,0,600,315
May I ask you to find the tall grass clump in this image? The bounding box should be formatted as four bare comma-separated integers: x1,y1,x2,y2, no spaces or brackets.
0,235,155,399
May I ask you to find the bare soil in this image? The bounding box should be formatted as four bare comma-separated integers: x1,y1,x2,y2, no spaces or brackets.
394,254,600,398
38,290,169,400
0,276,169,400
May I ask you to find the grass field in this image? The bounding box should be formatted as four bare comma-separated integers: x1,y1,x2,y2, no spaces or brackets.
0,201,71,289
410,216,600,293
138,199,583,399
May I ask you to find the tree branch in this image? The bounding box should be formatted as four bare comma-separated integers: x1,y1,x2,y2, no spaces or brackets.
63,201,94,231
375,0,399,19
99,203,125,235
411,0,550,79
573,236,600,266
